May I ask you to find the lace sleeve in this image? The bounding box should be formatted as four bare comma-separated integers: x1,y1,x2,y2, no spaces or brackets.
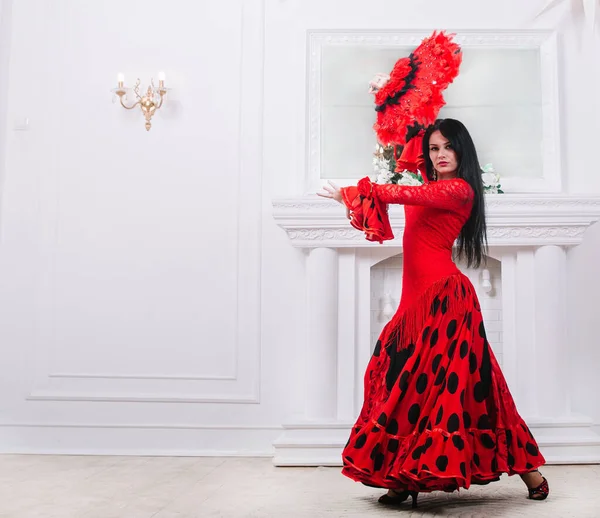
373,178,473,212
338,177,473,243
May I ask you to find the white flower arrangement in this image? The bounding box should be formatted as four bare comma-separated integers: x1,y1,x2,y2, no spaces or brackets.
373,154,394,185
372,143,504,193
373,142,426,186
375,170,425,186
480,163,504,194
394,170,425,186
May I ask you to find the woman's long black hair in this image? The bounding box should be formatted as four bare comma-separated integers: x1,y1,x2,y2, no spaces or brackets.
422,118,487,268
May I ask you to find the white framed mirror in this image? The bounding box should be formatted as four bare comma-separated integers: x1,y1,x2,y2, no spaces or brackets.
307,31,561,194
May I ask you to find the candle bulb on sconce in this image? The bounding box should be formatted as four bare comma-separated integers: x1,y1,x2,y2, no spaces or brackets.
111,71,170,131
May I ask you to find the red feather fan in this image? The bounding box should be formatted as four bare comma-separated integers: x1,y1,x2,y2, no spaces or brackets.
373,31,462,147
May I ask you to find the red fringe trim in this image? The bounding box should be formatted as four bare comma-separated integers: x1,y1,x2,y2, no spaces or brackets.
386,274,465,349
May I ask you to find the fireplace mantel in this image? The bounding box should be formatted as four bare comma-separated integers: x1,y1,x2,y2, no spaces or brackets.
273,195,600,248
270,193,600,467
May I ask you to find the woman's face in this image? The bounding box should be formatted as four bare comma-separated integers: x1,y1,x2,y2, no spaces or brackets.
428,130,458,179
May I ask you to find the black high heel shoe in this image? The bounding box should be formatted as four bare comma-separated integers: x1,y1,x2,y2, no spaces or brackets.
527,471,549,501
378,489,419,508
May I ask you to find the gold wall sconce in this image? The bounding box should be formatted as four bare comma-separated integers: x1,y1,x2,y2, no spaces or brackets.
112,72,169,131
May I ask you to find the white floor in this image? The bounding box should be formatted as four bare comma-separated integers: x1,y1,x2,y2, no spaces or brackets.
0,455,596,517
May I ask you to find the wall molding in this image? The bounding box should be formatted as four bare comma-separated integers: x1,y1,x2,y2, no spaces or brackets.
47,372,236,381
28,0,266,406
26,391,260,404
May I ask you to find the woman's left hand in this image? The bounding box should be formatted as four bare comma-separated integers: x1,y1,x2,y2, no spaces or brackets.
317,180,343,204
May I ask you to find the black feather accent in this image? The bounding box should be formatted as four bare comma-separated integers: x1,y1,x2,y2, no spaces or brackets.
375,53,420,113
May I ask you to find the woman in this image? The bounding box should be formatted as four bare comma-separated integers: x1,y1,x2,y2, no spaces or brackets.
318,119,549,507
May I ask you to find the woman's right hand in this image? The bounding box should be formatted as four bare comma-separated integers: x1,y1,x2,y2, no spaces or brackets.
317,180,343,204
317,181,351,219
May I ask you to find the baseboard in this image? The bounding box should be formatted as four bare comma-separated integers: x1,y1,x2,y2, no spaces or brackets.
0,422,281,456
272,417,600,466
2,418,599,464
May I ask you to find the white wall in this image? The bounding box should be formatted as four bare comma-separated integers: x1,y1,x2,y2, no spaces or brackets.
0,0,11,191
0,0,598,455
0,0,281,454
567,30,600,431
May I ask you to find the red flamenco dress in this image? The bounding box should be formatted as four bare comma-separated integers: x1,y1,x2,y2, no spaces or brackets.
339,177,545,492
